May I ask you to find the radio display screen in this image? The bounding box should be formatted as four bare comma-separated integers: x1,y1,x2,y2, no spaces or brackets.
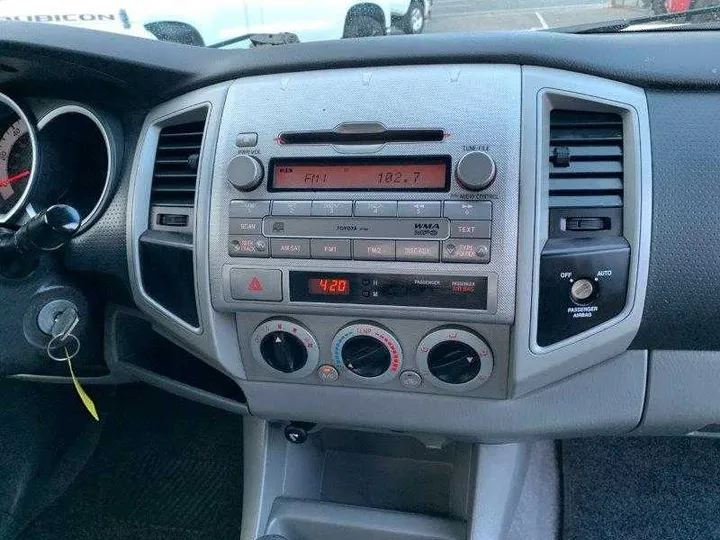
269,156,451,191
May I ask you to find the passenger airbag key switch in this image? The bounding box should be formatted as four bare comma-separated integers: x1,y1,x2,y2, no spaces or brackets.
570,278,596,304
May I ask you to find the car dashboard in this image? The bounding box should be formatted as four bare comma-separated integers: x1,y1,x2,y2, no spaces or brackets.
0,22,718,443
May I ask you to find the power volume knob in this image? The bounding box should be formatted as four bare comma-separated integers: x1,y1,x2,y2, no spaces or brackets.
227,155,264,191
456,151,496,191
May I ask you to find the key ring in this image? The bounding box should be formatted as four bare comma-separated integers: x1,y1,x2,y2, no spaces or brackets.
46,334,81,362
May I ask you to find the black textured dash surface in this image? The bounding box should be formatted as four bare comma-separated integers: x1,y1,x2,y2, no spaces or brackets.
19,385,243,540
632,91,720,350
562,437,720,540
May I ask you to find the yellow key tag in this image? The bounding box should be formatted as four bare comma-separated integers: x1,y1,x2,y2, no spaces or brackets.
66,347,99,422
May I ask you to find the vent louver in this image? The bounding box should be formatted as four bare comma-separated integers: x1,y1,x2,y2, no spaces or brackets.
151,119,207,206
548,110,623,208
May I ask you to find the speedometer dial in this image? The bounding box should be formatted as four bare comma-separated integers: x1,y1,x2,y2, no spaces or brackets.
0,120,32,212
0,94,37,223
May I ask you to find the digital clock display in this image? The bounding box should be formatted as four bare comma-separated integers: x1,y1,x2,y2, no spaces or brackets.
269,157,450,191
308,278,350,295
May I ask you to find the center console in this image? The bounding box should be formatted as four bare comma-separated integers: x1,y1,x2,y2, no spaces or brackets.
126,61,653,540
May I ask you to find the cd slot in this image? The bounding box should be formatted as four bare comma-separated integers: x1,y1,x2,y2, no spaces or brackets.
279,128,445,145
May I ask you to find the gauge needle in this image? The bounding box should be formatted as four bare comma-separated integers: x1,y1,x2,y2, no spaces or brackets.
0,170,30,188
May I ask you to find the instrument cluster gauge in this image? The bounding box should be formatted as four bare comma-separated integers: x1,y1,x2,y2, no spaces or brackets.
0,93,38,224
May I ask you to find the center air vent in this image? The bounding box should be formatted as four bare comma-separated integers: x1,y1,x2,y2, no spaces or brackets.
548,110,624,209
151,118,207,206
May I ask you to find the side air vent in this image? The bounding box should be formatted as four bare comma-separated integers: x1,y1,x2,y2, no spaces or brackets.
140,108,207,329
548,110,623,209
151,118,207,206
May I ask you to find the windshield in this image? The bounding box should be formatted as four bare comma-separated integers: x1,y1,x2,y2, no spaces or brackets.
0,0,713,46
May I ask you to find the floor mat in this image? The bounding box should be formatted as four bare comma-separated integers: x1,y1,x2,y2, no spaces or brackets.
19,385,243,540
562,437,720,540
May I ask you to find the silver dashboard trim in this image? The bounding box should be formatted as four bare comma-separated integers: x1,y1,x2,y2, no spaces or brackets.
512,67,652,397
128,82,248,382
35,104,116,233
0,92,40,224
130,102,210,335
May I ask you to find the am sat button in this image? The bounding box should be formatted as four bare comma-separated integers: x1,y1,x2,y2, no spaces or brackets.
270,239,310,259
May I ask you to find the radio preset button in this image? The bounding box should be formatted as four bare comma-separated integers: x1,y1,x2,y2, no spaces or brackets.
229,200,270,218
354,201,397,217
443,201,492,221
227,155,264,191
229,218,262,235
397,201,442,218
396,241,440,262
311,239,352,259
442,239,491,263
272,200,312,216
271,239,311,259
311,200,353,217
353,240,396,261
450,220,492,239
228,235,269,257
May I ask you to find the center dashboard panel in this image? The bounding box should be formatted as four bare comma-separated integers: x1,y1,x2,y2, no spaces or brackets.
128,62,651,430
208,65,521,398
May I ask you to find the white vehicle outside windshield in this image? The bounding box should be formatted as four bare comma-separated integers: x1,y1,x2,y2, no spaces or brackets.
0,0,701,45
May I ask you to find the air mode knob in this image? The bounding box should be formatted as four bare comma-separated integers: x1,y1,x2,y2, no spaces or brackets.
416,327,494,391
456,151,496,191
251,319,319,378
331,322,403,383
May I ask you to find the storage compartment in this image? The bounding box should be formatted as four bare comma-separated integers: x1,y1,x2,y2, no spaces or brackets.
106,306,246,414
139,231,199,328
266,499,465,540
255,425,470,540
318,430,471,518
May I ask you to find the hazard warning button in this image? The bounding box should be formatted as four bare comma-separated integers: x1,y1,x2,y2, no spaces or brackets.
229,268,282,301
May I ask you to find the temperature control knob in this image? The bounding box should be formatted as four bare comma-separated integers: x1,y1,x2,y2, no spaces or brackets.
331,322,402,382
227,155,264,191
456,151,496,191
251,319,319,378
416,327,493,391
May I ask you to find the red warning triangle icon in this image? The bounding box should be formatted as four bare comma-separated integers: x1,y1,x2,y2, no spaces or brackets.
248,277,264,292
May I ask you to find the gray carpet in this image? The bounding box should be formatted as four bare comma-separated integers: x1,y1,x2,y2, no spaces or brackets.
562,437,720,540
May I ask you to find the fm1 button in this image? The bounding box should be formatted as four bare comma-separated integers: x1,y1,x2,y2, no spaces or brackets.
570,278,596,304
